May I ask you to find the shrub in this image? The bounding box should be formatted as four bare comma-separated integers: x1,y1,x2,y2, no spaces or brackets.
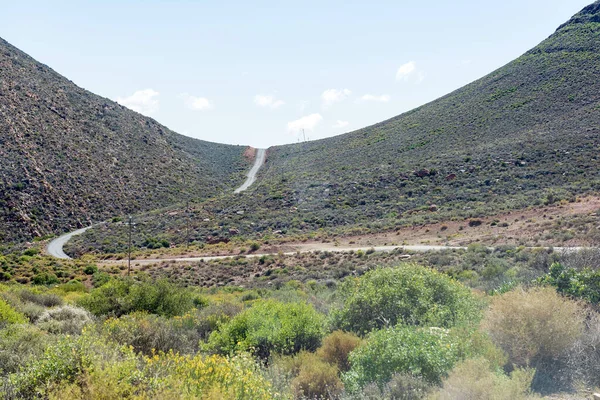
99,312,201,355
17,289,63,308
316,330,362,372
289,352,343,399
78,278,194,317
83,265,98,275
343,325,463,391
8,335,92,397
249,242,261,252
32,273,59,285
332,264,481,335
482,287,585,369
0,298,27,325
207,299,325,359
141,352,275,399
9,331,275,399
36,305,92,335
538,262,600,303
431,358,539,400
0,291,45,322
565,312,600,389
354,373,433,400
195,302,243,340
0,324,50,374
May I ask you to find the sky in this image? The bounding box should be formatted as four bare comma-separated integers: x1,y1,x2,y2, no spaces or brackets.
1,0,593,148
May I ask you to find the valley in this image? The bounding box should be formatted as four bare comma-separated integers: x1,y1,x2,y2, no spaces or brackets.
2,2,600,399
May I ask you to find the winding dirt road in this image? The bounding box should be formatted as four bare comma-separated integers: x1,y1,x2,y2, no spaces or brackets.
234,148,266,193
48,149,267,259
46,226,93,259
97,245,589,267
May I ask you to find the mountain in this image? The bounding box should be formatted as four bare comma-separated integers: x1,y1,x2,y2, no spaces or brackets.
228,1,600,234
65,1,600,256
0,38,247,242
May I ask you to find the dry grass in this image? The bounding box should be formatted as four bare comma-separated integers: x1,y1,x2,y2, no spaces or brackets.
431,357,540,400
316,331,362,373
482,287,585,368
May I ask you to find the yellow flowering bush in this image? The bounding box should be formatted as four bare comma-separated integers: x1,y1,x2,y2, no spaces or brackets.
143,351,278,399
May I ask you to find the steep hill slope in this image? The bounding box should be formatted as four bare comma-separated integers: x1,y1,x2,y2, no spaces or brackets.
68,2,600,255
237,1,600,232
0,38,247,242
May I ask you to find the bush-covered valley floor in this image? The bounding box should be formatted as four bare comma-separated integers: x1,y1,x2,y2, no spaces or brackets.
3,223,600,399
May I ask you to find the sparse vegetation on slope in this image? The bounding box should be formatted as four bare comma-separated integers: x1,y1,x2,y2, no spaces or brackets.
0,37,248,242
73,1,600,252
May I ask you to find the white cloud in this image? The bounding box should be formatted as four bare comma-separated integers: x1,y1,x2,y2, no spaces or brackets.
395,61,418,81
321,88,351,108
360,94,391,103
181,93,213,111
333,120,349,129
416,71,426,84
254,94,285,109
116,89,159,116
287,113,323,133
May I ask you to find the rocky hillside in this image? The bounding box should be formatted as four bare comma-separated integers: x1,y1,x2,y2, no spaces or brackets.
66,1,600,254
238,0,600,233
0,38,247,242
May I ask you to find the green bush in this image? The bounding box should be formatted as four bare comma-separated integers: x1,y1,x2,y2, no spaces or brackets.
83,265,98,275
0,324,50,374
0,298,27,325
8,335,91,397
31,273,59,285
206,299,325,358
343,325,463,391
78,278,194,317
538,262,600,304
195,302,243,340
332,264,481,335
99,312,201,355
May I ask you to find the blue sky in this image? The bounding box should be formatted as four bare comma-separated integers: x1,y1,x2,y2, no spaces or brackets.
2,0,592,147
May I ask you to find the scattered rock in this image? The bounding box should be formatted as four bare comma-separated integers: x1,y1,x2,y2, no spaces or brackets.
414,169,430,178
429,204,438,212
445,173,457,181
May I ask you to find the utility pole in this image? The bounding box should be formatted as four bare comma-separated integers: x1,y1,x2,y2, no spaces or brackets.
302,128,306,142
126,215,135,276
183,174,190,248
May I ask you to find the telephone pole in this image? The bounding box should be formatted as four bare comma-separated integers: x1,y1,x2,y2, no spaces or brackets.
183,174,190,248
126,215,135,276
